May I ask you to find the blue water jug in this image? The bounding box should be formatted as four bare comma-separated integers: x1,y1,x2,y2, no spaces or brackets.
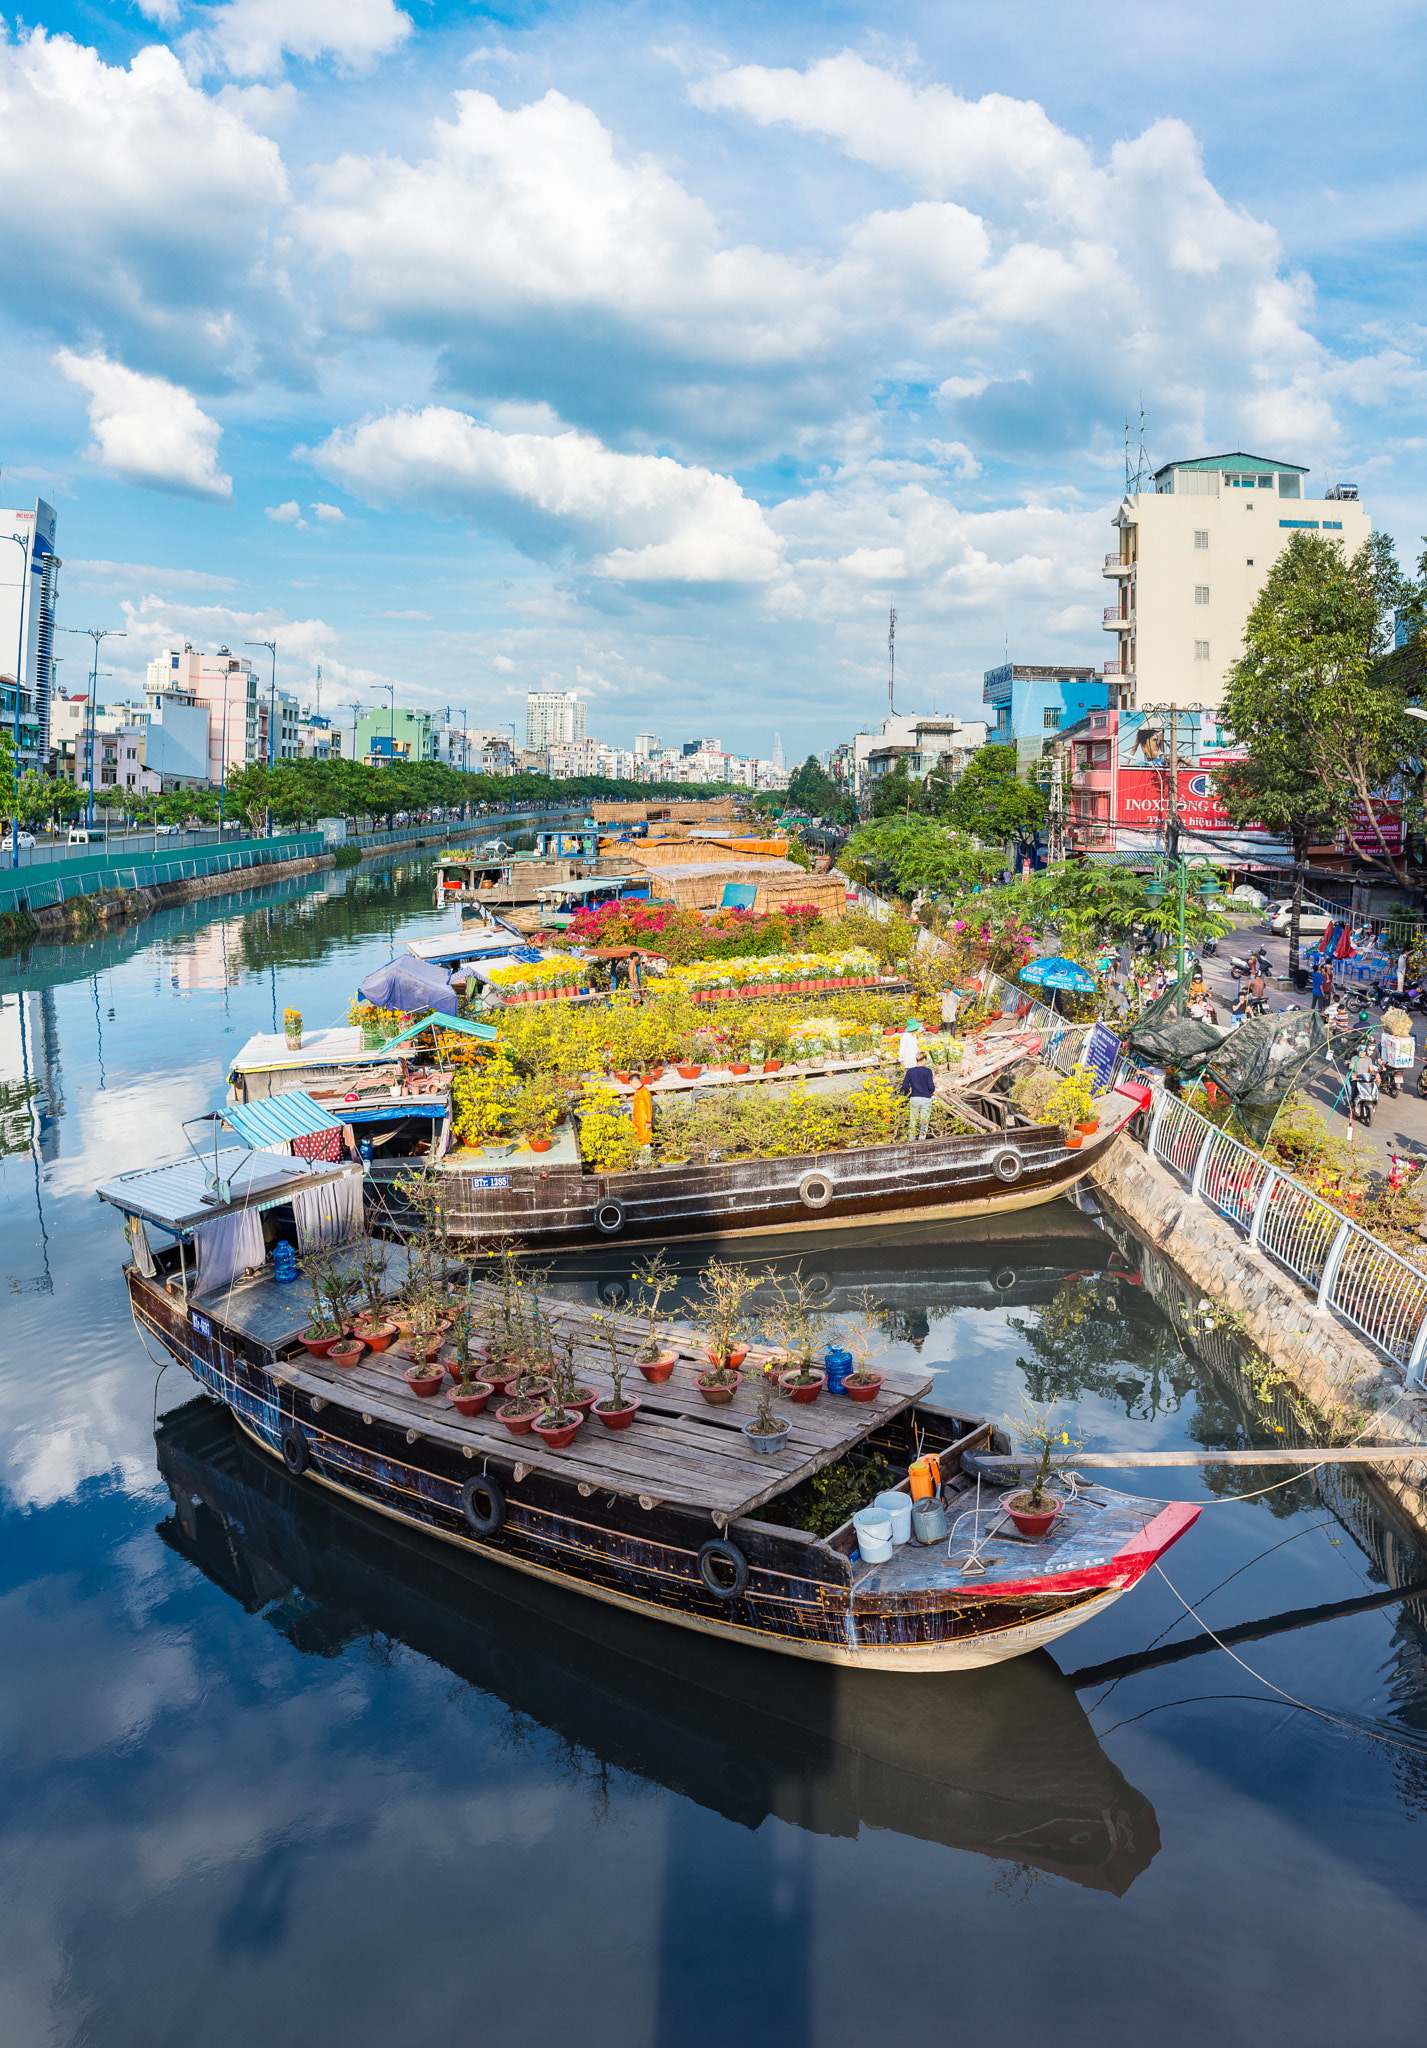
824,1346,853,1396
272,1240,298,1284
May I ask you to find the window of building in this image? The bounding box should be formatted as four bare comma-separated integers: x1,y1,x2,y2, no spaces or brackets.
1043,707,1060,728
1278,475,1300,499
1194,529,1209,549
1194,585,1210,605
1257,475,1273,489
1194,640,1210,661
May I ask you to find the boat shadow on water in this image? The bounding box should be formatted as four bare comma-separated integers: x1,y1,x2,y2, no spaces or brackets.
156,1395,1161,1897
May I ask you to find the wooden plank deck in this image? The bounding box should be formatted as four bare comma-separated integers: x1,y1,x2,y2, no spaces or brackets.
276,1287,931,1523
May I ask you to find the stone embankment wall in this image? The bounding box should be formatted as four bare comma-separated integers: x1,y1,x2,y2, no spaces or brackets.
8,852,337,944
1089,1137,1427,1534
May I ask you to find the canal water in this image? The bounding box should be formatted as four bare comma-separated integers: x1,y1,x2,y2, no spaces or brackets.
3,861,1426,2046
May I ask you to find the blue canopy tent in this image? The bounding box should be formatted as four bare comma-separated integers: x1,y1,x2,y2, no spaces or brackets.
357,955,458,1017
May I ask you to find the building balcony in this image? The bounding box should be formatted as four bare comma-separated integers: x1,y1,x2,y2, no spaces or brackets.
1102,607,1132,630
1103,554,1133,576
1104,659,1133,677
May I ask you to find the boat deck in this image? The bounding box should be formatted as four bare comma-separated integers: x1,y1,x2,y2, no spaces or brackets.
851,1483,1181,1596
269,1290,932,1523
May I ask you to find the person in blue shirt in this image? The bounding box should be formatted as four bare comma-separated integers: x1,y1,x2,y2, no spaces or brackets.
898,1057,936,1140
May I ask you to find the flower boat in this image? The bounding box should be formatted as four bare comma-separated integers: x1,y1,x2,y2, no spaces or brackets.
99,1149,1198,1674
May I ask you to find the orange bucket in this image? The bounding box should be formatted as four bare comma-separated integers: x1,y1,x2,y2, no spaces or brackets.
908,1455,940,1501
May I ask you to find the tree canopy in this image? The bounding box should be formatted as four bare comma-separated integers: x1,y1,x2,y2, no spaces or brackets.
941,743,1047,849
785,753,853,821
843,816,1002,897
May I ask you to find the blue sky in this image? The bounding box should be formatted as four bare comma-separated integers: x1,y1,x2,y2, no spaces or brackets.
3,1,1425,759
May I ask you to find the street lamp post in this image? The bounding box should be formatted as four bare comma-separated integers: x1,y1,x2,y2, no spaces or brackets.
3,527,32,869
246,640,279,837
65,627,127,832
1142,858,1222,1014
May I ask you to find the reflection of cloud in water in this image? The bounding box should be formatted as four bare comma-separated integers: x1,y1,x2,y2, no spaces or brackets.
41,1066,213,1202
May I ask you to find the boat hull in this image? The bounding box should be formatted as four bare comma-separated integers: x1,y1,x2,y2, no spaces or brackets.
127,1251,1190,1676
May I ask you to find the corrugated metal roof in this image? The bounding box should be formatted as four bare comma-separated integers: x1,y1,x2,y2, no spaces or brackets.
378,1013,498,1052
97,1148,358,1232
223,1091,343,1149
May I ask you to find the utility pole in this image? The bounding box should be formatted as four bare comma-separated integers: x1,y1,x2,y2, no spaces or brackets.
65,626,126,832
888,607,896,717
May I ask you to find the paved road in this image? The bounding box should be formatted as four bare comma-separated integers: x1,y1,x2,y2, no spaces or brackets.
1183,913,1427,1171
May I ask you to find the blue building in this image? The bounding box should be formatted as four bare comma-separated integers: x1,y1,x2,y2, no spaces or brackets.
981,663,1106,769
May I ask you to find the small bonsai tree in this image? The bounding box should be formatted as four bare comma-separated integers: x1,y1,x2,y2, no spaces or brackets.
694,1258,758,1379
595,1319,634,1413
1013,1403,1083,1510
764,1264,827,1384
842,1287,886,1387
299,1249,342,1337
631,1250,675,1363
354,1235,392,1326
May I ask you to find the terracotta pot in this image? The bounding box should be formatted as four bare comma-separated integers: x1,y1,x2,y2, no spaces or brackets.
729,1061,750,1075
696,1371,741,1405
528,1136,553,1153
636,1348,678,1383
763,1059,783,1073
780,1368,826,1405
843,1373,884,1404
1004,1490,1064,1538
328,1338,367,1368
567,1385,600,1417
404,1366,446,1398
506,1376,552,1406
1064,1133,1084,1150
532,1410,584,1451
353,1318,397,1352
403,1334,445,1365
497,1399,541,1436
1077,1119,1100,1134
644,1066,665,1081
594,1396,641,1431
677,1064,702,1078
615,1070,632,1084
447,1381,492,1416
298,1328,345,1358
705,1345,749,1372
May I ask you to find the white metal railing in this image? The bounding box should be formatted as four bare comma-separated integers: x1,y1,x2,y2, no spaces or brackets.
974,965,1427,1384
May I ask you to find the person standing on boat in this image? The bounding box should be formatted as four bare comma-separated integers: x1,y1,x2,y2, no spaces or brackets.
898,1056,935,1140
897,1019,922,1068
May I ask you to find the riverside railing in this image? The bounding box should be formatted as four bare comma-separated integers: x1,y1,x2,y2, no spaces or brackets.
0,833,324,919
974,964,1427,1385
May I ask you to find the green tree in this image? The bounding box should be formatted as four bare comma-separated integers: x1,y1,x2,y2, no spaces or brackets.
1216,531,1417,971
943,744,1047,851
870,761,937,818
786,754,837,814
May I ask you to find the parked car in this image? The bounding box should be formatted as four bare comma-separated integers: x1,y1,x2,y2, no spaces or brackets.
1268,903,1332,936
14,829,36,848
154,823,180,836
67,827,105,846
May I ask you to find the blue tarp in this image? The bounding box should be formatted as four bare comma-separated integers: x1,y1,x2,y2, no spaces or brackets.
357,956,458,1016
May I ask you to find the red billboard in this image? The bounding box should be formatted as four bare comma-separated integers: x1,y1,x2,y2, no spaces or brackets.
1116,769,1239,832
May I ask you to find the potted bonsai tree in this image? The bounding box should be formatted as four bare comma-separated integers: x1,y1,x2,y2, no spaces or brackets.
694,1259,755,1401
297,1250,346,1358
593,1321,641,1431
530,1341,585,1449
766,1266,828,1405
352,1238,398,1351
632,1250,678,1381
840,1289,886,1403
742,1370,791,1456
1002,1404,1081,1536
1043,1070,1097,1148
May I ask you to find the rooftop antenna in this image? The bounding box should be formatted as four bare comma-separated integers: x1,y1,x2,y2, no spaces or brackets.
888,606,896,716
314,661,322,716
1127,398,1153,496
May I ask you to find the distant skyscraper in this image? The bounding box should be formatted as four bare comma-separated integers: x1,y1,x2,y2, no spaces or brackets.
526,689,585,750
772,731,784,771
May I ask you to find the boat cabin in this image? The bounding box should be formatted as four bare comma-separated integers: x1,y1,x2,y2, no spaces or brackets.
537,873,657,930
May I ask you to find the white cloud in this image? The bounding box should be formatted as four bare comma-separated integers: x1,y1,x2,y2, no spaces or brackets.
311,500,345,521
56,349,233,498
310,407,786,583
199,0,413,82
0,30,287,375
492,654,515,671
265,500,304,523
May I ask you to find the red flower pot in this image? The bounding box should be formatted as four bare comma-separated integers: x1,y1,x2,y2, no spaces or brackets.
1004,1491,1064,1538
447,1381,492,1416
615,1070,632,1084
705,1346,749,1371
532,1410,584,1451
528,1136,553,1152
497,1400,541,1435
729,1062,750,1075
595,1396,641,1431
1064,1133,1084,1150
677,1064,702,1079
636,1349,678,1383
298,1328,344,1359
696,1372,741,1405
763,1059,783,1073
1076,1119,1099,1135
404,1366,446,1398
781,1369,826,1404
843,1373,883,1404
567,1385,600,1417
328,1339,366,1369
353,1319,397,1352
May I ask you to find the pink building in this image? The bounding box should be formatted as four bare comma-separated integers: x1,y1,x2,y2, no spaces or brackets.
145,645,263,783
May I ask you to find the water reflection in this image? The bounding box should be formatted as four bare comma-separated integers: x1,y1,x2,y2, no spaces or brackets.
157,1397,1161,1896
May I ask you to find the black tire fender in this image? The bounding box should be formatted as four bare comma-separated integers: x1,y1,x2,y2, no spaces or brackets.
280,1423,310,1477
991,1147,1024,1184
959,1447,1015,1488
460,1473,505,1537
697,1538,750,1600
594,1197,626,1235
797,1170,834,1210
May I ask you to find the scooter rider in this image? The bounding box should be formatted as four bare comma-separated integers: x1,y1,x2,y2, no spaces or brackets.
1347,1040,1377,1121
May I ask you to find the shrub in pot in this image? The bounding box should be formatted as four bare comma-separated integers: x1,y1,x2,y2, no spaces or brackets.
742,1373,791,1456
632,1249,679,1380
593,1326,640,1430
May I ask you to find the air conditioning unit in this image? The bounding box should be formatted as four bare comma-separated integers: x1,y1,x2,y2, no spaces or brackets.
1325,484,1359,501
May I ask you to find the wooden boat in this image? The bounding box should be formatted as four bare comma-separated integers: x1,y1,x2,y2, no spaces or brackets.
374,1076,1155,1251
100,1150,1199,1673
433,849,636,912
156,1394,1161,1891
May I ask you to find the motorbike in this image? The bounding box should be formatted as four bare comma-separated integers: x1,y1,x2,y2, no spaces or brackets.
1199,936,1218,958
1353,1073,1380,1126
1376,1059,1402,1100
1229,945,1272,979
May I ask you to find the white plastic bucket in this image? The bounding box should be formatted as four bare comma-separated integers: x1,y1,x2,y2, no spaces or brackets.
853,1509,894,1563
874,1490,913,1545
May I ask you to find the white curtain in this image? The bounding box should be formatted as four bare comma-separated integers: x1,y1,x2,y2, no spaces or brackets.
292,1172,364,1253
194,1207,266,1297
128,1217,157,1277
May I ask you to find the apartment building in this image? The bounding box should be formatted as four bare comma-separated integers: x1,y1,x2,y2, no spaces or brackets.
1105,453,1373,711
851,714,987,801
146,647,262,778
526,689,585,750
981,664,1104,766
0,497,59,775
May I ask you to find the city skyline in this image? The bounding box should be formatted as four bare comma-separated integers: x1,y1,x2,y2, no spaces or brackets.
3,3,1422,758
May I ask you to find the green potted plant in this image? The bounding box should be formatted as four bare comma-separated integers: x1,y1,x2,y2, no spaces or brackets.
742,1368,791,1456
1043,1070,1097,1148
1003,1404,1081,1536
283,1006,303,1051
694,1259,755,1396
531,1329,585,1448
296,1250,346,1357
352,1239,398,1350
840,1291,885,1404
593,1322,640,1430
767,1266,827,1404
632,1250,678,1381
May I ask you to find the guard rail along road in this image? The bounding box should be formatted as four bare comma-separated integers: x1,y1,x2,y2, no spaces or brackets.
975,966,1427,1391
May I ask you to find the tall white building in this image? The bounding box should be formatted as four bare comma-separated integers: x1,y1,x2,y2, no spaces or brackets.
633,732,660,759
526,689,585,750
771,732,785,772
0,497,59,774
1106,452,1373,712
